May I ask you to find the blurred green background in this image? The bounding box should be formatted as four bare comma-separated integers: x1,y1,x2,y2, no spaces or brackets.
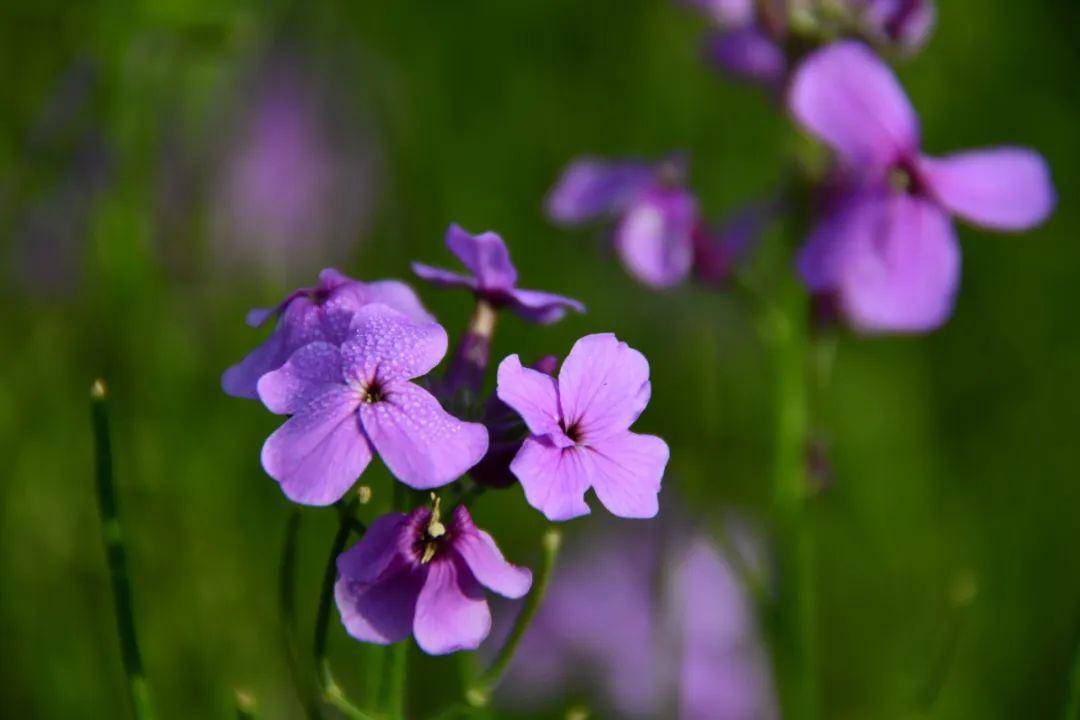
2,0,1078,717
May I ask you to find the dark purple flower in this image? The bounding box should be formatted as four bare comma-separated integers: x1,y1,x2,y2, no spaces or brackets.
470,355,560,489
335,501,531,655
257,304,488,503
412,224,584,325
495,517,777,718
496,334,669,521
705,27,787,89
222,268,432,399
789,42,1055,332
693,200,775,286
854,0,936,54
547,156,707,289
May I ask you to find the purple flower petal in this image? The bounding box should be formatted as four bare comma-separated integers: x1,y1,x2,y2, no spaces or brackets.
586,432,668,519
684,0,757,27
413,557,492,655
363,279,437,324
545,158,656,225
340,304,449,385
506,287,586,325
260,386,372,505
411,262,477,290
861,0,936,53
359,381,489,489
557,333,651,442
511,438,592,521
797,199,860,293
446,224,518,291
788,41,920,173
705,28,787,89
450,506,533,599
335,560,426,645
222,322,293,399
839,193,961,332
256,341,343,414
336,513,410,584
614,187,697,288
495,354,569,444
918,148,1055,231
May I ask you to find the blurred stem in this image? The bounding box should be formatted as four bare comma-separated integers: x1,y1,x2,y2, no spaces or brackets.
764,270,819,720
378,482,410,720
313,500,376,720
280,510,324,720
466,527,563,708
90,379,156,720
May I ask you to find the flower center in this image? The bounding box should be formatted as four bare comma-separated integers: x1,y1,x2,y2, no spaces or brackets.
563,422,582,444
363,384,384,404
888,160,926,196
419,494,447,564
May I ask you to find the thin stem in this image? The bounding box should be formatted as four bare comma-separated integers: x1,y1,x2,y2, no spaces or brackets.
765,277,819,720
280,510,324,720
313,501,376,720
90,379,156,720
467,527,562,708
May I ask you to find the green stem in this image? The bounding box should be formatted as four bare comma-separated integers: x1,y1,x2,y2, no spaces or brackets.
466,527,562,708
280,510,324,720
313,502,376,720
90,379,156,720
768,278,819,720
1063,619,1080,720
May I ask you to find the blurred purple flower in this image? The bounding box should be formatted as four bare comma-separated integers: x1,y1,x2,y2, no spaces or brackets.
470,355,560,489
547,156,708,288
336,501,531,655
496,334,669,521
223,268,432,399
789,42,1055,332
257,304,488,503
853,0,936,54
495,517,777,718
693,200,776,287
209,55,379,280
681,0,787,88
413,224,584,325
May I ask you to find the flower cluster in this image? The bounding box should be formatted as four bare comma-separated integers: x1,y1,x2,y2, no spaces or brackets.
225,225,669,655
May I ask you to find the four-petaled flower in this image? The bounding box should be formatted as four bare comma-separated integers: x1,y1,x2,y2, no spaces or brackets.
335,500,532,655
223,268,433,399
790,41,1055,332
413,224,584,325
258,303,488,504
496,334,670,521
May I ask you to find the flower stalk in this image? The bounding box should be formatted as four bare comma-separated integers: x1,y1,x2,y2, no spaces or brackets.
90,379,156,720
280,510,324,720
466,527,563,707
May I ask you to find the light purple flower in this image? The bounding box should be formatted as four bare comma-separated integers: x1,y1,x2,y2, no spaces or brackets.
412,224,584,325
257,304,488,503
494,517,777,719
546,156,704,289
496,334,669,521
705,27,787,89
789,42,1055,332
222,268,432,399
335,501,531,655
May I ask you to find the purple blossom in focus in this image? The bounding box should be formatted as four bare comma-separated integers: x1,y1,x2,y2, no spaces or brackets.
548,156,761,288
789,42,1055,332
470,355,560,489
256,303,488,503
413,224,585,324
223,268,433,399
496,334,669,521
209,55,380,281
335,501,531,655
494,517,777,718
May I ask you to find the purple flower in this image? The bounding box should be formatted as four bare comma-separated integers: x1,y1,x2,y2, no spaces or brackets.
546,156,705,289
693,200,776,286
257,304,488,503
335,500,531,655
681,0,787,88
789,42,1055,332
496,334,669,521
412,224,584,325
494,517,777,718
222,268,432,399
854,0,936,54
470,355,560,489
